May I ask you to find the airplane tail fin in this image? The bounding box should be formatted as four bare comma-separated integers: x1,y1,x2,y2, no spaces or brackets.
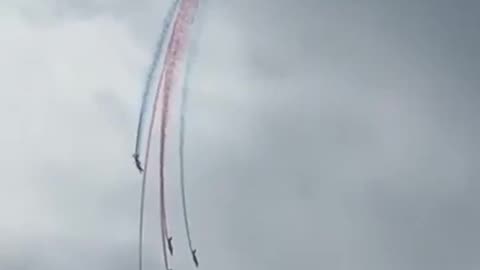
192,249,199,267
167,237,174,255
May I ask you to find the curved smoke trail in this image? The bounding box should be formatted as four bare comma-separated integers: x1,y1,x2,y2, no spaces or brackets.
133,0,180,171
158,21,179,261
137,68,167,270
137,2,180,270
178,0,206,266
151,13,185,267
137,1,201,269
157,0,199,262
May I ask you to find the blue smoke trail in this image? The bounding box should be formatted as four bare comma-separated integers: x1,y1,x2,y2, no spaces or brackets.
133,0,180,171
178,0,208,266
137,2,179,270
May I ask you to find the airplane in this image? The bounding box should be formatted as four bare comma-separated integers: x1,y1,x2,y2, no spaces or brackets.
167,237,174,255
132,153,144,173
192,249,199,267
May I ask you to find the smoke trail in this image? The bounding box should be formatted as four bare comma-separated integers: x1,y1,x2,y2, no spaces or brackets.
152,19,183,269
137,1,200,270
157,0,198,260
178,0,205,266
133,0,180,172
137,2,180,268
157,23,178,261
156,72,171,269
137,67,167,270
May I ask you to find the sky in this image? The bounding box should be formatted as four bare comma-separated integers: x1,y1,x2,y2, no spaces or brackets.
0,0,479,270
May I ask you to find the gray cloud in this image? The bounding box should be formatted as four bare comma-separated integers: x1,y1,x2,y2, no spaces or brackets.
212,1,480,269
1,0,479,270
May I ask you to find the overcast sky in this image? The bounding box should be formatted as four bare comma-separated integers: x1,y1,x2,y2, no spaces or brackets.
1,0,479,269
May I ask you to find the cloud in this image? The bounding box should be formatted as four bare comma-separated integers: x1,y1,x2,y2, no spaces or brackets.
1,1,479,270
0,6,147,269
0,1,252,269
212,1,480,269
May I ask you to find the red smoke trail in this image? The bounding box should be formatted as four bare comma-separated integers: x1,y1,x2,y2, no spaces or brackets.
144,6,186,270
140,6,182,270
157,0,199,263
135,0,199,269
139,69,168,270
